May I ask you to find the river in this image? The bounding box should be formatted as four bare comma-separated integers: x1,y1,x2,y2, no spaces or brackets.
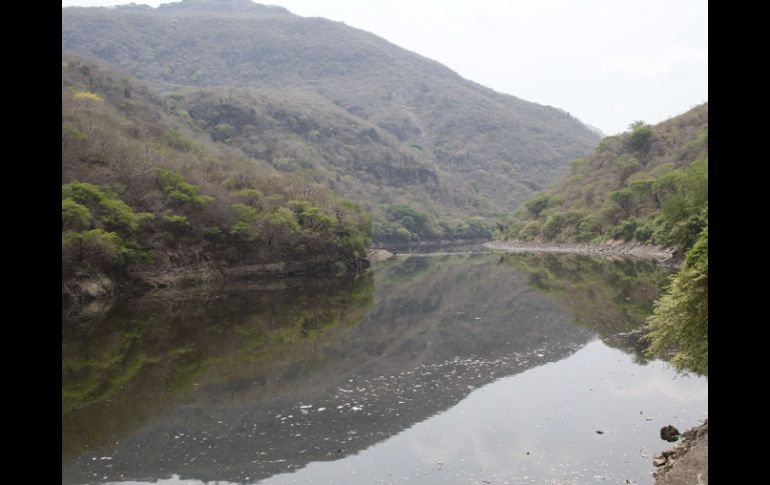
62,246,707,484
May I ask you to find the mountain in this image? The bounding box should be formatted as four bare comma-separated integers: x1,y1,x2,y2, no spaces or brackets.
500,103,708,254
62,0,600,242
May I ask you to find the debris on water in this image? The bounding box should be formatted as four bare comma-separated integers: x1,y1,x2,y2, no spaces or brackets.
596,430,604,434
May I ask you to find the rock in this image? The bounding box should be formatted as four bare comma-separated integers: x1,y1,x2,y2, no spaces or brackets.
365,249,395,262
653,458,667,467
660,425,680,442
596,430,604,434
653,421,707,484
682,425,706,441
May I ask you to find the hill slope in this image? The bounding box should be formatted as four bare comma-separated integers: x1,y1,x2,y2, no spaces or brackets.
62,0,600,241
62,54,373,299
500,103,708,254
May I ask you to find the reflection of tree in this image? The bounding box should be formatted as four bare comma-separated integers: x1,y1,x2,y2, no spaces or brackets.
61,273,374,463
501,253,672,359
64,253,594,484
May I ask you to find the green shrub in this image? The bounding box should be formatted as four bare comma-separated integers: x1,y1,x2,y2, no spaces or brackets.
232,188,264,207
525,195,551,217
62,182,106,206
155,167,214,206
230,203,260,241
670,214,706,254
627,121,652,153
633,223,654,242
576,215,600,242
541,213,566,240
609,188,634,216
62,199,91,231
607,219,638,241
99,198,142,235
644,226,708,374
62,229,149,268
521,220,541,240
213,122,234,142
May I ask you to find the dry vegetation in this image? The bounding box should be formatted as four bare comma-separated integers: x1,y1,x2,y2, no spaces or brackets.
501,103,708,255
62,0,600,242
62,55,372,288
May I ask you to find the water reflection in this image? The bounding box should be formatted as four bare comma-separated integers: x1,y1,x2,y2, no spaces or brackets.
62,251,699,485
500,252,673,361
62,274,375,466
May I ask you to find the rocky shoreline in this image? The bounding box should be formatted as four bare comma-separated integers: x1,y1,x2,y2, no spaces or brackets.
653,420,708,484
485,239,681,266
63,247,401,304
62,254,372,303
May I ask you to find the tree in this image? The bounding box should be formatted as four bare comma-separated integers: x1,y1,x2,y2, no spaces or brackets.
644,225,708,374
62,199,91,231
525,195,551,217
627,121,652,153
213,122,234,142
609,189,634,217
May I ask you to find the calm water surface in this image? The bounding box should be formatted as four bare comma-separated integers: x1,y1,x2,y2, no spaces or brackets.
62,249,707,484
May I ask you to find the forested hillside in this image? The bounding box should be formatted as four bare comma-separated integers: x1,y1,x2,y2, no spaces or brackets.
62,55,372,298
500,103,707,255
62,0,600,242
496,103,708,374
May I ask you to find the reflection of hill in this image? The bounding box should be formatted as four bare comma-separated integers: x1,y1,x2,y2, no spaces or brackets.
500,252,672,358
63,253,593,484
62,274,374,465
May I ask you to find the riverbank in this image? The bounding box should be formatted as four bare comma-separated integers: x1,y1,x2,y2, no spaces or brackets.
485,240,680,266
654,420,708,484
62,253,371,304
64,246,405,303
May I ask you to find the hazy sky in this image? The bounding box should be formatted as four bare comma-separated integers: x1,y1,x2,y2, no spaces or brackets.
61,0,707,135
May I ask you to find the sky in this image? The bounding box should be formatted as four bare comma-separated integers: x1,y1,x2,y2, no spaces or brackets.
61,0,707,135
